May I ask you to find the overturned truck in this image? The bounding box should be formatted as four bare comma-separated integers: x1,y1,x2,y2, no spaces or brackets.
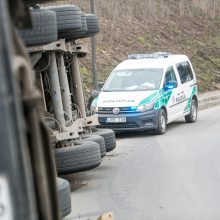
19,4,116,176
0,0,116,219
16,4,116,219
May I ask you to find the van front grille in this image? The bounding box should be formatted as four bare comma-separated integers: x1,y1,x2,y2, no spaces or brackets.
98,107,135,114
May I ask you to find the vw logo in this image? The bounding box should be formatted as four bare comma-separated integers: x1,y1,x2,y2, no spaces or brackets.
112,107,120,115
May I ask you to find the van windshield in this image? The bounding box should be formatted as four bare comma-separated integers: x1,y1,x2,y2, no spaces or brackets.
103,68,163,92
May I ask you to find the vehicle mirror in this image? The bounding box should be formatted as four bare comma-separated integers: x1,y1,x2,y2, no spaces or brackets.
164,81,177,91
91,90,100,99
98,81,104,90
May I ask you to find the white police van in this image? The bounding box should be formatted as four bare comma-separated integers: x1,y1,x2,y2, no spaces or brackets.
92,52,198,134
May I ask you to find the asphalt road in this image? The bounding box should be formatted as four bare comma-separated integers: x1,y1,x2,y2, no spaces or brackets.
64,105,220,220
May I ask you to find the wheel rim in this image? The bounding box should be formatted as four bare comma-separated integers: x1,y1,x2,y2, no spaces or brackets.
160,113,166,132
191,102,197,120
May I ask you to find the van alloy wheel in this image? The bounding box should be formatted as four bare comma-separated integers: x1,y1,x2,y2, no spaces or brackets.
155,109,167,135
185,99,198,123
160,113,166,132
191,102,197,121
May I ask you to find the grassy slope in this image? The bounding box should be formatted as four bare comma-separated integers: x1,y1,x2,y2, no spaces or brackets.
48,0,220,93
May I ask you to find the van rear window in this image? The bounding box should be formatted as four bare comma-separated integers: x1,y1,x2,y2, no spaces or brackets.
176,61,194,84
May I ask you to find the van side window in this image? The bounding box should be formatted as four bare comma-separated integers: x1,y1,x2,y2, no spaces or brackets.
176,61,194,84
164,66,178,87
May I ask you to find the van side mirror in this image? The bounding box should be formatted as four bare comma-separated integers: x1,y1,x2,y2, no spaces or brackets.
98,81,104,90
164,81,177,91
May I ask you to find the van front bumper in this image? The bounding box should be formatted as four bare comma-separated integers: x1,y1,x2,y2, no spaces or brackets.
97,109,160,131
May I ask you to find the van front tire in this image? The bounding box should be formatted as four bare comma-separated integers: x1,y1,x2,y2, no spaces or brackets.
155,109,167,135
185,99,198,123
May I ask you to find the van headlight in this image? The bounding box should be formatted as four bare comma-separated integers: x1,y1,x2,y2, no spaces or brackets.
91,105,98,113
90,97,98,113
137,102,155,112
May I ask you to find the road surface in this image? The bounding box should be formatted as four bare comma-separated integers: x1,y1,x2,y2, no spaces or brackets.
64,105,220,220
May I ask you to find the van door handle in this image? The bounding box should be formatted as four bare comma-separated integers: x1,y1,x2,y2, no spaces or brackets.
181,91,184,93
177,93,180,95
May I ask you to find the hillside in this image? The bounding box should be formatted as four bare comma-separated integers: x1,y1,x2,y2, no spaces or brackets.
45,0,220,93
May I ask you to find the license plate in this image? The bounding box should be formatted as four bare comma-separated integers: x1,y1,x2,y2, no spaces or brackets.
106,117,126,123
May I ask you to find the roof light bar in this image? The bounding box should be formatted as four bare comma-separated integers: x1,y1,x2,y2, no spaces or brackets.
128,52,172,59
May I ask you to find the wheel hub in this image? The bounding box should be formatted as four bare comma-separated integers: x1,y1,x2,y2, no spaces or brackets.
191,103,197,120
161,114,166,131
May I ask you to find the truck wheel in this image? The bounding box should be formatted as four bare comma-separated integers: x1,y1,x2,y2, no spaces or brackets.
91,128,116,152
54,141,101,174
81,134,106,158
60,13,88,40
80,13,88,31
65,13,99,40
19,9,58,46
44,5,82,33
83,14,100,37
155,109,167,135
185,99,198,123
57,177,71,218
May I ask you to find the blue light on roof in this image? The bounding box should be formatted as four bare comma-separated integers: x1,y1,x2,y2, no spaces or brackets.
128,52,171,59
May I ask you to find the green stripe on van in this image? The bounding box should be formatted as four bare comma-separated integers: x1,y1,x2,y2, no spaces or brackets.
154,89,172,109
138,89,173,109
184,86,197,112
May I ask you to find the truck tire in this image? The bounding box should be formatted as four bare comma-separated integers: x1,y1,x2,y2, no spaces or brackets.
19,9,58,46
86,14,99,27
91,128,116,152
83,14,100,37
65,13,99,40
59,13,87,40
44,5,82,32
79,13,88,32
54,141,101,174
57,177,71,218
81,134,106,158
185,98,198,123
60,13,88,40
